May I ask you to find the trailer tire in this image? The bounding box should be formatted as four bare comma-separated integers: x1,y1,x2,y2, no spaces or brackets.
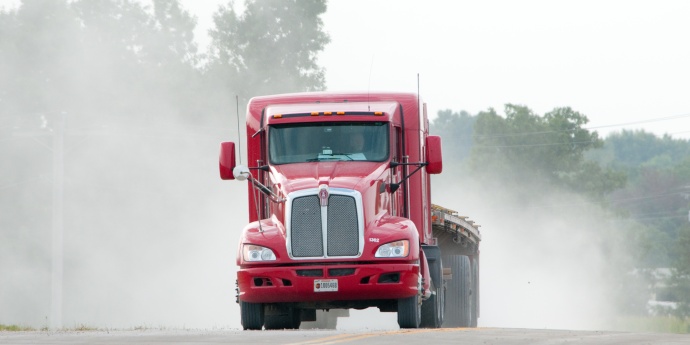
240,301,264,330
443,255,471,327
420,256,444,328
470,256,479,327
397,294,421,328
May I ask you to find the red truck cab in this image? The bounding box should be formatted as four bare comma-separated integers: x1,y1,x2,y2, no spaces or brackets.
220,92,476,330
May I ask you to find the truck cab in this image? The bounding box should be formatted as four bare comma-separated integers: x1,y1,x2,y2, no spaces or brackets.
220,92,479,330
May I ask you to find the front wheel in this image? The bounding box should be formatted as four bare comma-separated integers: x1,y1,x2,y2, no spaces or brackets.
240,300,264,330
264,304,301,330
398,294,421,328
420,278,444,328
420,254,444,328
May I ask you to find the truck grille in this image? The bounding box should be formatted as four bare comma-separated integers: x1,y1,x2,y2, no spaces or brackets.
289,192,361,258
291,196,323,257
326,195,359,256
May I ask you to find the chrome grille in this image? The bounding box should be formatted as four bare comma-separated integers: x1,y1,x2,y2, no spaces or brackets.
291,195,323,257
327,195,359,256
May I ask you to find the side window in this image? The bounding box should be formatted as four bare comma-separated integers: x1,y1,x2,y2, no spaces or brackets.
390,126,403,216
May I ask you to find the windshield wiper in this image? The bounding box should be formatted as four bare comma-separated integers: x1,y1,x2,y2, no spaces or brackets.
306,153,355,162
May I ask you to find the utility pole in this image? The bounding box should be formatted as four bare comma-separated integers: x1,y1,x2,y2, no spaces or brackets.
50,111,65,330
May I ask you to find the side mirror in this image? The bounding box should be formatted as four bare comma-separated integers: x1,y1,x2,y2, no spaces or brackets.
219,142,236,180
233,165,251,181
426,135,443,174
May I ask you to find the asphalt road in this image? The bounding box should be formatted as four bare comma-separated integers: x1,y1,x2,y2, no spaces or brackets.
1,328,688,345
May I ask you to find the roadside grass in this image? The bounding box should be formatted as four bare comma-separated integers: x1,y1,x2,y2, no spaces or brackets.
0,324,109,332
612,316,690,334
0,324,35,331
0,324,173,332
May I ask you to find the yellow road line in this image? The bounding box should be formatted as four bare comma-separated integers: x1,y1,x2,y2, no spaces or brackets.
286,328,476,345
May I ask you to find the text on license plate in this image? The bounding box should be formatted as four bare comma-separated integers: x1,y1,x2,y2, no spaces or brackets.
314,279,338,292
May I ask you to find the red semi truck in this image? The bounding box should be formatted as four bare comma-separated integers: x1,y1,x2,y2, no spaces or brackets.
219,92,481,330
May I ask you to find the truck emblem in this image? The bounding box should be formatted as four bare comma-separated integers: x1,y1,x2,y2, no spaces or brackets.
319,185,329,207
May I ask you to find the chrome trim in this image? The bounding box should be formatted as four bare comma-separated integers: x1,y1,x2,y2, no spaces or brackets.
286,187,364,260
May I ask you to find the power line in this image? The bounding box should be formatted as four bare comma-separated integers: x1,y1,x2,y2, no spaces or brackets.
474,138,598,149
610,191,685,205
0,175,51,190
473,112,690,139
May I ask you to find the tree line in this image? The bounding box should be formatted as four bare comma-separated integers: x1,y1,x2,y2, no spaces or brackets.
431,107,690,319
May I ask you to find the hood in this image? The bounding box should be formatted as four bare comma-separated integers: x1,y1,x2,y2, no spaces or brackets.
271,161,388,196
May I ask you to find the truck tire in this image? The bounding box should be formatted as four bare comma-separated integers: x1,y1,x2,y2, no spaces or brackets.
420,256,444,328
443,255,471,327
397,294,421,328
470,256,479,327
240,300,264,330
264,305,301,330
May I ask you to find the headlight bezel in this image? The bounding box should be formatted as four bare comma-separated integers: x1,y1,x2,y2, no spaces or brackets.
243,244,277,262
374,240,410,258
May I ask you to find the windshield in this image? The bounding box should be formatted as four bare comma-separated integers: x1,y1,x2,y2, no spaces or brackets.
269,122,389,164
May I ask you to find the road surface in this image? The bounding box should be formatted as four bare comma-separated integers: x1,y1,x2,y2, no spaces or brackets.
1,328,688,344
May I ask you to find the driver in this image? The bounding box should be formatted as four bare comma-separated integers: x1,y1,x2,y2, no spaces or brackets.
345,132,367,160
350,132,365,152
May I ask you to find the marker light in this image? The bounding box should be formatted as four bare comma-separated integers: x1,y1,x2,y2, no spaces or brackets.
375,240,410,258
243,244,277,261
311,112,319,116
374,111,383,116
273,114,282,118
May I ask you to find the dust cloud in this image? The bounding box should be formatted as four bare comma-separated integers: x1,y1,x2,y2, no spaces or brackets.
1,119,248,329
0,0,251,329
431,163,633,330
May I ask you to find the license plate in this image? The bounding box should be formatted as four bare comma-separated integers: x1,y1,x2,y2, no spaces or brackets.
314,279,338,292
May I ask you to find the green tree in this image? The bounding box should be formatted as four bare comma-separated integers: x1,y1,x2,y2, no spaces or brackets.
0,0,84,116
593,130,690,180
469,104,625,199
429,109,475,163
70,0,201,122
205,0,330,104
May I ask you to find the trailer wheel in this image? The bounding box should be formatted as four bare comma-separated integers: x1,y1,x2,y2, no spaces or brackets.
397,293,421,328
443,255,471,327
420,257,444,328
240,300,264,330
470,256,479,327
264,305,301,330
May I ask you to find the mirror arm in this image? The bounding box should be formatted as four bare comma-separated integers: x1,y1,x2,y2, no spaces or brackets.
390,161,427,168
251,127,264,138
249,177,285,203
250,165,270,172
388,162,427,193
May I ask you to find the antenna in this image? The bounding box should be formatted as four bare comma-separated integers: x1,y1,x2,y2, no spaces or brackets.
236,95,242,165
417,73,420,117
368,55,374,111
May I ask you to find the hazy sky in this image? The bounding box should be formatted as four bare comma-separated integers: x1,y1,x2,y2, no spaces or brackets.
3,0,689,138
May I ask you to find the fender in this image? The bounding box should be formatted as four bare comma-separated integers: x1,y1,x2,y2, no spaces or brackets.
420,248,432,299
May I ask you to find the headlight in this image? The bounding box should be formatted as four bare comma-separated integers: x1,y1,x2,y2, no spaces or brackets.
243,244,276,261
375,240,409,258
